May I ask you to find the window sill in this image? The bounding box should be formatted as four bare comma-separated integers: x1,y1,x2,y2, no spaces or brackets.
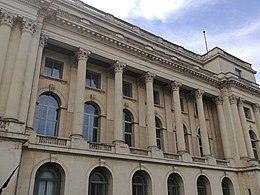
40,74,67,84
246,118,255,123
123,96,137,102
85,86,105,94
154,104,164,109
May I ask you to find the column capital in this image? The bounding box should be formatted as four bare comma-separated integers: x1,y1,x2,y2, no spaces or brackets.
220,87,228,97
170,81,182,91
39,34,48,48
0,11,15,27
114,61,126,73
21,18,36,34
229,94,238,104
76,48,91,61
144,71,156,83
215,97,223,105
253,104,260,112
195,89,204,99
238,97,245,106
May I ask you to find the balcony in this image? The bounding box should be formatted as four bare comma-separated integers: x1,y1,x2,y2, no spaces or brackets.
192,156,206,163
163,152,181,160
0,119,9,131
89,142,114,152
130,148,149,156
37,135,70,147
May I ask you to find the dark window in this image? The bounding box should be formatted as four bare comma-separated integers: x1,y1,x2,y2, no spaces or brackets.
123,82,132,97
123,110,133,146
83,103,99,142
89,170,107,195
153,90,160,105
244,107,252,120
34,94,59,136
249,130,259,159
86,72,101,89
194,102,198,116
198,129,203,156
184,125,189,153
155,117,163,149
132,172,147,195
222,179,230,195
180,98,184,112
235,68,241,77
197,177,207,195
44,58,63,79
33,164,61,195
168,174,179,195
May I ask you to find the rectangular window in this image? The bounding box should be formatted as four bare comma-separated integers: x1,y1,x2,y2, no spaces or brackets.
86,71,101,89
180,97,185,112
235,68,241,77
194,102,198,116
244,107,252,119
44,58,63,79
123,82,132,97
153,90,160,105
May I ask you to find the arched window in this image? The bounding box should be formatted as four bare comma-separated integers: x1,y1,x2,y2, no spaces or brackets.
132,172,147,195
197,129,203,156
83,102,99,142
183,124,189,153
168,174,179,195
249,130,259,159
123,110,133,146
89,169,108,195
222,179,230,195
33,164,61,195
155,117,163,149
197,176,210,195
34,94,59,136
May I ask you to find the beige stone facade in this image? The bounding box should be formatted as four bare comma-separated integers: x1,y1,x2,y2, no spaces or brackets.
0,0,260,194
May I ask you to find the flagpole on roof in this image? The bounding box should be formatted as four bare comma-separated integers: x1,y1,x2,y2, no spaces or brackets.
203,30,209,53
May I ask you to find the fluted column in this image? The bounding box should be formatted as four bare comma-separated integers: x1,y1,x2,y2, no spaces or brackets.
170,81,186,153
113,61,126,144
0,12,15,86
215,97,232,159
238,98,255,158
253,104,260,137
71,48,90,137
195,89,210,156
144,72,157,148
5,19,35,119
19,23,43,122
26,35,48,129
229,95,248,158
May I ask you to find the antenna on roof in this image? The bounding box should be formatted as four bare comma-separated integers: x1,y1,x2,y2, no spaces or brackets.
203,30,209,53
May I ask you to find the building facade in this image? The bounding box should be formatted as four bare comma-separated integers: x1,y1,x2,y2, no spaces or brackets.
0,0,260,194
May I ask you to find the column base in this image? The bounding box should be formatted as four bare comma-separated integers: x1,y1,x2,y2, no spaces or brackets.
112,140,125,145
181,152,192,162
114,143,129,154
148,146,164,158
70,136,88,150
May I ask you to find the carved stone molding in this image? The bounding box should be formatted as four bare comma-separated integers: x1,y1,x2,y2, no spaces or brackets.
169,81,182,91
237,97,245,106
39,34,48,48
229,95,238,105
21,19,35,34
114,61,126,73
215,97,223,105
143,71,156,83
253,104,260,112
0,11,15,27
76,48,91,61
195,89,204,99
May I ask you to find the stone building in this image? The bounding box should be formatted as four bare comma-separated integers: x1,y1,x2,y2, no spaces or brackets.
0,0,260,194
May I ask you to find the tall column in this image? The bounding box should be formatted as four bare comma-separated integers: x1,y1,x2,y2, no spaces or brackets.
113,61,126,144
253,104,260,137
215,97,232,159
229,95,248,158
170,81,186,153
0,12,15,85
144,72,157,148
238,98,255,158
26,35,48,129
5,19,35,120
195,89,210,156
19,23,43,122
71,48,90,137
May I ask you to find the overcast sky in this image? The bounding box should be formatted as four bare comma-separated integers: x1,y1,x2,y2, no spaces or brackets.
81,0,260,83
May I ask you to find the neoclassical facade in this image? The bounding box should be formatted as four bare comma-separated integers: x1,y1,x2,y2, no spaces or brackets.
0,0,260,194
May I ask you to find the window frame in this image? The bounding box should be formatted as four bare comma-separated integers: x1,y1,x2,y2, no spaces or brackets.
132,172,147,195
123,81,133,98
86,71,101,89
44,58,63,79
235,68,241,77
123,110,133,147
197,129,203,157
155,117,163,150
249,130,259,159
83,102,100,142
153,90,160,105
244,107,252,120
89,169,108,195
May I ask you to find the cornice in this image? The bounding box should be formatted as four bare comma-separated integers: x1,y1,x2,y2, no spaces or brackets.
47,11,220,86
